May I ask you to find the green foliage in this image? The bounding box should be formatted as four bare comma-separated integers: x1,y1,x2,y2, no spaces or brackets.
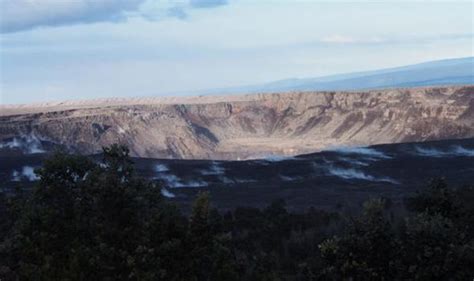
407,178,461,219
0,146,182,280
399,213,468,280
0,147,473,280
320,198,397,280
398,179,474,280
320,183,474,281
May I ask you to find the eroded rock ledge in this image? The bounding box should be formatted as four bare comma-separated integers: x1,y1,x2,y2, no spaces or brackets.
1,86,473,160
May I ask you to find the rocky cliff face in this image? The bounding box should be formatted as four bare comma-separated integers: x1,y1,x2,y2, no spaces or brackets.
1,86,473,160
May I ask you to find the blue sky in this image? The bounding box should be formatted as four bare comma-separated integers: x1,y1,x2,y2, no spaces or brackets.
0,0,473,104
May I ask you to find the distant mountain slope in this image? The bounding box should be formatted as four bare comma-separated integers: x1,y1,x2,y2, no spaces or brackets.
201,57,474,94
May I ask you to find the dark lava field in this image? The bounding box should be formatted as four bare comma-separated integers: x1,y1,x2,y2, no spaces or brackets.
1,138,473,213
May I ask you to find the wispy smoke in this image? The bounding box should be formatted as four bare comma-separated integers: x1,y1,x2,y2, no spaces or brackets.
11,166,39,181
186,180,209,187
155,163,170,172
218,176,234,184
11,171,19,182
234,178,258,183
200,162,225,175
329,147,391,159
0,135,45,154
161,188,176,198
327,167,399,184
279,175,301,181
453,146,474,156
155,173,208,188
414,145,474,157
337,157,370,166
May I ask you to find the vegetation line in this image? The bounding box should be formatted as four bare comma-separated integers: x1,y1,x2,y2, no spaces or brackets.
1,145,473,280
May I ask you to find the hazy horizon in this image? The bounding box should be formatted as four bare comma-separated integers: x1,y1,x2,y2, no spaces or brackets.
1,0,473,104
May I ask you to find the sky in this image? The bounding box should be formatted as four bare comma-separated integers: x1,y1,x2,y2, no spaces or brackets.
0,0,473,104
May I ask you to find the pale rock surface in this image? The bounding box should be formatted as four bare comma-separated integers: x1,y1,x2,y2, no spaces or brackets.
0,86,473,160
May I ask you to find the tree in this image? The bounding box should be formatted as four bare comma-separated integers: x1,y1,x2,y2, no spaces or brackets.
400,179,474,280
1,147,472,281
320,198,397,280
0,146,189,280
399,212,472,280
407,178,461,219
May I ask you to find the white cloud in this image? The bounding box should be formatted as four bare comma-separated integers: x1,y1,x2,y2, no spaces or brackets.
190,0,227,8
0,0,145,33
1,1,472,104
0,0,229,33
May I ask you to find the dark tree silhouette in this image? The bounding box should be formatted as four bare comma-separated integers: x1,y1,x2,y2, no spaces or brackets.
1,147,473,280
